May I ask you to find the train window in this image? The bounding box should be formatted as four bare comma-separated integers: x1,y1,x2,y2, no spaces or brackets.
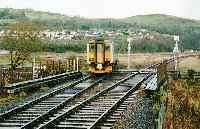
97,44,103,53
105,45,110,51
89,44,95,52
97,43,104,63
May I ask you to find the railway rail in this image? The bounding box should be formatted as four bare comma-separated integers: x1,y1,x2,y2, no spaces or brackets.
37,72,152,129
0,72,136,129
0,75,90,127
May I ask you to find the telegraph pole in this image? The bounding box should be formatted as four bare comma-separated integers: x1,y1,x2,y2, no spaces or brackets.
173,35,180,71
127,38,132,69
76,57,79,72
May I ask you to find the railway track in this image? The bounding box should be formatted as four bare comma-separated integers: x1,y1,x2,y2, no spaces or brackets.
37,72,151,129
0,72,132,129
0,75,91,128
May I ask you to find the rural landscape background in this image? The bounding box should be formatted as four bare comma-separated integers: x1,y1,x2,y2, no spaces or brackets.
0,6,199,129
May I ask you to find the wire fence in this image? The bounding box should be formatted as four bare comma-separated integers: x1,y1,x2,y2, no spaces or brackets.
0,57,87,87
168,71,200,80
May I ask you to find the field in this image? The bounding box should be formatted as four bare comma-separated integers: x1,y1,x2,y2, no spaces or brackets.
1,52,200,70
178,56,200,72
0,52,85,67
116,53,200,70
117,53,172,69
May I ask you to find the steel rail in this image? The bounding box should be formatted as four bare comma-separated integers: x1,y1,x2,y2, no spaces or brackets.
20,77,104,129
38,72,139,129
0,75,90,121
89,73,152,129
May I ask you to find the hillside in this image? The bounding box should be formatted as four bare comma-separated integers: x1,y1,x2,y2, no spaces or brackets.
0,8,200,51
126,14,200,26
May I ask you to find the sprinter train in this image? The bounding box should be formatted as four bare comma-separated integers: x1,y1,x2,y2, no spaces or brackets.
87,36,114,74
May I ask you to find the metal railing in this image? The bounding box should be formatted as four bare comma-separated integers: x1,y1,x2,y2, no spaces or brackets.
3,71,82,93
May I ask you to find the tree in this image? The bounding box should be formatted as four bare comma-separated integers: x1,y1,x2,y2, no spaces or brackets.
0,22,44,70
0,8,9,18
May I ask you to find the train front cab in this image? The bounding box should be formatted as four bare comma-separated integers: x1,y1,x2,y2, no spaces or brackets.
87,38,113,74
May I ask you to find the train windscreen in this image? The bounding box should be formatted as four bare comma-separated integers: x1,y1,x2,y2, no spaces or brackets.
97,43,104,64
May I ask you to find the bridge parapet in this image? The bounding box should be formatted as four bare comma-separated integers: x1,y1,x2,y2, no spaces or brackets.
3,71,82,94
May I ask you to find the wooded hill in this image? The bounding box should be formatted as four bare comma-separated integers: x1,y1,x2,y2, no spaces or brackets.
0,8,200,52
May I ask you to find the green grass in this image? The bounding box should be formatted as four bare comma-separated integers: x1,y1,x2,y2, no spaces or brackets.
0,55,10,65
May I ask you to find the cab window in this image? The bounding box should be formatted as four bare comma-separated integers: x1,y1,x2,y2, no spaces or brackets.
89,44,96,52
97,44,104,53
105,45,110,51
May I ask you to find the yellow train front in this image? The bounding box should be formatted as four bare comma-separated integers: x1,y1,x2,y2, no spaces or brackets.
87,37,114,74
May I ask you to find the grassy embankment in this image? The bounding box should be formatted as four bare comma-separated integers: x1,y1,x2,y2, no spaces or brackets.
164,79,200,129
163,56,200,129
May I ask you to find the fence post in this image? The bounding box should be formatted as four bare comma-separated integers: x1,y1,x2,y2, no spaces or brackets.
76,57,79,72
0,67,2,87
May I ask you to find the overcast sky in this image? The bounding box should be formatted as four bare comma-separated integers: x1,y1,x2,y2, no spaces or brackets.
0,0,199,19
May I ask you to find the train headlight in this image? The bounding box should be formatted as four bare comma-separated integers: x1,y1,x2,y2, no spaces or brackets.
105,58,110,61
89,58,94,62
97,64,103,70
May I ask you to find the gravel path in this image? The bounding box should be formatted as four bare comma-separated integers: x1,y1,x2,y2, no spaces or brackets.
123,96,155,129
